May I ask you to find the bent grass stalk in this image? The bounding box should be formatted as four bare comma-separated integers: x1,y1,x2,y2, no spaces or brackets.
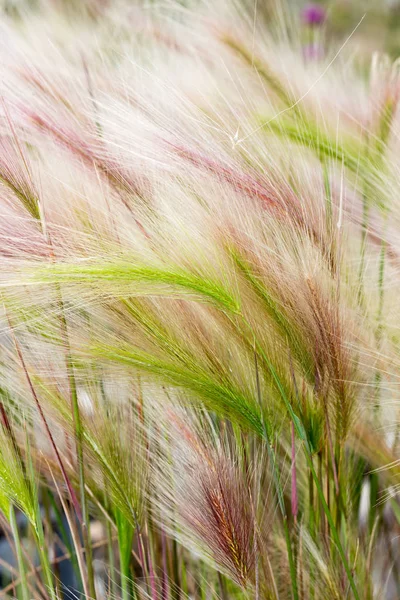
254,353,299,600
57,298,97,599
48,464,91,599
9,504,29,600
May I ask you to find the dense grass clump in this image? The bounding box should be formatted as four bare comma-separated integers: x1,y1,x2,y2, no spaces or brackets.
0,1,399,599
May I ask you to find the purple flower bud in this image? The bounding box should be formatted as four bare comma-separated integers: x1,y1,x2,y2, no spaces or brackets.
302,3,326,26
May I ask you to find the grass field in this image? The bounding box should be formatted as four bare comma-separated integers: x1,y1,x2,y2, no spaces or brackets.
0,1,398,598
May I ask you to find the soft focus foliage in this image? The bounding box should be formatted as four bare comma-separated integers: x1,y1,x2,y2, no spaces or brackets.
0,0,398,599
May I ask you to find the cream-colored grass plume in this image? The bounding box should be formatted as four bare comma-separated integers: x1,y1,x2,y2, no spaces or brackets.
0,1,397,599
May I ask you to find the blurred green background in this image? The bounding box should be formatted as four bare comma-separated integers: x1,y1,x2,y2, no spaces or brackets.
308,0,400,58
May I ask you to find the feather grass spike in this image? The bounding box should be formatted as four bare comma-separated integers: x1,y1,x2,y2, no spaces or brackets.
0,2,397,599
